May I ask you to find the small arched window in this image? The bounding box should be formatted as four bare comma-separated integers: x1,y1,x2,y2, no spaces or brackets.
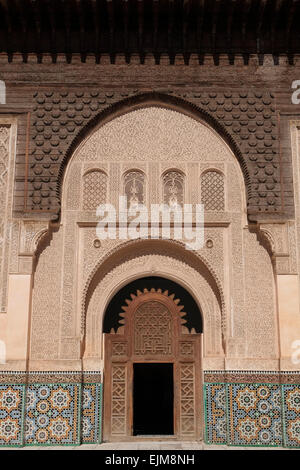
124,170,145,208
82,170,107,210
163,171,184,207
201,170,225,211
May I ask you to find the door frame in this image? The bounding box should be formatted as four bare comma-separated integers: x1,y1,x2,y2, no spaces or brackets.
103,289,202,442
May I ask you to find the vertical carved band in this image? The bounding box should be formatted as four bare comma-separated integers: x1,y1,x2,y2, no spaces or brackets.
111,365,127,435
180,363,196,436
0,125,11,313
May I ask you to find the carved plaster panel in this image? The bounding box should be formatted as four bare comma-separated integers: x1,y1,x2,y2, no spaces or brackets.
30,229,63,359
0,121,16,313
84,253,223,359
243,229,278,358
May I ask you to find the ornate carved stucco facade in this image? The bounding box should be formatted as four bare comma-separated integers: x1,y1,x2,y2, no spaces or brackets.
0,55,300,447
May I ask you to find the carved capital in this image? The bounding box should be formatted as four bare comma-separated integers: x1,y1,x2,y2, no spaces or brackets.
258,222,297,274
19,220,50,256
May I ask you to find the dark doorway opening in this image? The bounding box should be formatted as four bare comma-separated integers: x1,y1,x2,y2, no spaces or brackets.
133,363,174,436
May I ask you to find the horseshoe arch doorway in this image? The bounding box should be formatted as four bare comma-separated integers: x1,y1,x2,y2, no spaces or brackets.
103,276,203,441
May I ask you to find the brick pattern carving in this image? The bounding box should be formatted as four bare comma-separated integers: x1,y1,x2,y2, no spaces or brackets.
180,364,196,436
111,365,127,436
124,170,145,208
201,171,225,211
163,170,184,207
29,90,136,212
26,90,281,218
83,170,107,211
134,301,172,356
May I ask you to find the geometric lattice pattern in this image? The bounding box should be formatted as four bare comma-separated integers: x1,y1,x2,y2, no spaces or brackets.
180,364,195,436
81,384,102,443
0,126,10,313
111,365,126,436
0,385,25,446
25,384,81,446
201,170,225,211
227,384,282,447
83,170,107,211
134,301,172,355
282,385,300,448
204,383,227,444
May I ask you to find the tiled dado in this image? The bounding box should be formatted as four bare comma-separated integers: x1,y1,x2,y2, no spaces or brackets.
1,370,300,447
204,379,300,448
0,372,102,447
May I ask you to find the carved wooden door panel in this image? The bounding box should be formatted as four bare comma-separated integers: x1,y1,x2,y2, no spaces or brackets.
103,288,202,441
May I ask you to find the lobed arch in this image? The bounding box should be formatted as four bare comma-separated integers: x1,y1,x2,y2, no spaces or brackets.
102,276,204,335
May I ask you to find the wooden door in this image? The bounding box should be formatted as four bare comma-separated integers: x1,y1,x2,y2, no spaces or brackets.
103,288,202,441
